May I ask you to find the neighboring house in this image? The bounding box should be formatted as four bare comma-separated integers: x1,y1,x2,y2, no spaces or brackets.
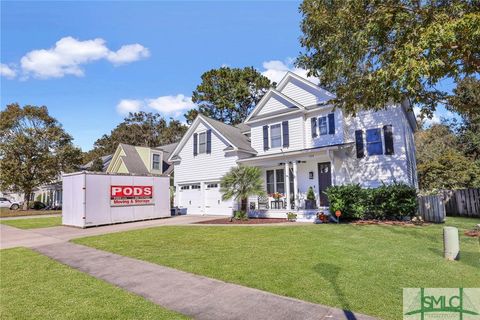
80,154,113,172
106,143,177,175
169,72,418,220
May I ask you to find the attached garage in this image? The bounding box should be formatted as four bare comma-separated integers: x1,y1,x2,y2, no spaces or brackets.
177,182,233,216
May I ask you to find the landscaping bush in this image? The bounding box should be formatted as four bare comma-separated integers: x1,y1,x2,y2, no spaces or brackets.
234,210,248,221
325,182,417,220
324,184,367,219
29,201,46,210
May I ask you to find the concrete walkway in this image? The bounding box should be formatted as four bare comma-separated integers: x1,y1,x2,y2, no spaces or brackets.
0,215,220,249
34,242,375,320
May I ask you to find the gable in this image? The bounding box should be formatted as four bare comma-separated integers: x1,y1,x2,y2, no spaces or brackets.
279,77,334,107
257,94,299,116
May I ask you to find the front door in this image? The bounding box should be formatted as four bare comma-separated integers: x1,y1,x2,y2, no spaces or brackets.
317,162,332,206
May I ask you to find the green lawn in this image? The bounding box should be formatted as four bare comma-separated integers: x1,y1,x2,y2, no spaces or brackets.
0,216,62,229
74,217,480,320
0,248,188,320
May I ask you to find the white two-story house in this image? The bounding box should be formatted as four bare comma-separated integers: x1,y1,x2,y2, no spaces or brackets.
168,72,418,220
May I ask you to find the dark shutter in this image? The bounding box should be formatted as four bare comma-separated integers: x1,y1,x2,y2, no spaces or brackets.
282,121,289,148
206,129,212,154
311,117,317,138
263,125,269,151
383,125,394,155
355,130,364,158
193,133,198,156
328,113,335,134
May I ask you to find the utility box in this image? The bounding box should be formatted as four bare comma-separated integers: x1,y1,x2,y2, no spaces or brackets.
62,172,170,228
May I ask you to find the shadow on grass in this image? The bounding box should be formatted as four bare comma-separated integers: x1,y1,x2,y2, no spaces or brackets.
313,263,358,320
427,247,480,269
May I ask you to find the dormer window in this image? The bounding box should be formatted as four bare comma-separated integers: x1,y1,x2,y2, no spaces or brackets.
152,154,161,170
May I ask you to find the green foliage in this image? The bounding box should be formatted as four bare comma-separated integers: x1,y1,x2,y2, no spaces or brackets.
84,111,187,163
0,104,82,208
325,183,417,220
306,186,316,201
89,157,105,172
415,123,480,190
29,201,46,210
184,67,273,125
220,166,265,212
297,0,480,116
286,212,297,221
325,184,367,219
233,211,248,221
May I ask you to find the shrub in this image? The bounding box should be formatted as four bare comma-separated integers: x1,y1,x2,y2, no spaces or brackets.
325,184,367,219
306,187,316,201
286,212,297,221
325,182,417,220
234,210,248,221
29,201,46,210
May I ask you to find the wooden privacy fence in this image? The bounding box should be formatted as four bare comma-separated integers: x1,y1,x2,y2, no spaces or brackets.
441,189,480,218
418,195,445,223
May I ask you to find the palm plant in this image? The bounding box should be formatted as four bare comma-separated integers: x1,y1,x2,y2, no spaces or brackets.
220,165,265,214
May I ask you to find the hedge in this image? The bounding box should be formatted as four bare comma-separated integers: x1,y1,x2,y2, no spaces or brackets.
325,182,417,220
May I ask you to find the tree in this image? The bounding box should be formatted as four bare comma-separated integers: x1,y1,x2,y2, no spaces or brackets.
84,111,188,163
297,0,480,116
415,123,480,190
89,157,105,172
0,104,82,209
184,67,273,125
220,166,265,216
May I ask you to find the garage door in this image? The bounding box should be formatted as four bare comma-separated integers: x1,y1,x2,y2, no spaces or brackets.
179,184,202,214
205,183,233,215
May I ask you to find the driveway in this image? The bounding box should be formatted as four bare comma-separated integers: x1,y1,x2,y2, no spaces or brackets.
0,215,221,249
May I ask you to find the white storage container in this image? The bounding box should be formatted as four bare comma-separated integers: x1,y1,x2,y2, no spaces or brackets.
62,172,170,228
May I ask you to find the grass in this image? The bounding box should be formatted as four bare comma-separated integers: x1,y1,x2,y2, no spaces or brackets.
0,216,62,229
74,217,480,320
0,207,61,218
0,248,188,320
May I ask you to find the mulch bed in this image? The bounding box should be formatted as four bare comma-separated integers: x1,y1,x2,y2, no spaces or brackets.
196,218,289,224
351,220,429,227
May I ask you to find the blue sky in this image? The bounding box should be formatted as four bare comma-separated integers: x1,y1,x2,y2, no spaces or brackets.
1,1,455,151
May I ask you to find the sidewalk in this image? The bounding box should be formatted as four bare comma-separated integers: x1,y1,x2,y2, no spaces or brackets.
34,242,376,320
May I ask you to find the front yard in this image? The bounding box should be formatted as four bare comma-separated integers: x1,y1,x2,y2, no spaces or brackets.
0,248,188,319
0,207,61,218
74,217,480,320
0,216,62,229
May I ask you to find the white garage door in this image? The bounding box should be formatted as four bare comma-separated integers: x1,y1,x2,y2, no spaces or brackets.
179,184,202,214
205,183,233,215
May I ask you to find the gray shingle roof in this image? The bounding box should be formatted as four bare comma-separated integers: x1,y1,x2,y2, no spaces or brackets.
118,143,150,175
201,116,256,154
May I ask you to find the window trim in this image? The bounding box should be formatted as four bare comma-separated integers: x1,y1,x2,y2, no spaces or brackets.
318,116,328,135
366,128,384,156
266,168,285,195
269,123,282,149
152,153,161,171
198,131,207,154
312,113,335,137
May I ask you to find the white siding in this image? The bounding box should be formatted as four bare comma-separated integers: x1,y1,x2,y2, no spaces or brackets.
305,107,345,148
174,122,238,184
257,95,296,116
250,115,305,155
342,105,415,187
279,78,332,107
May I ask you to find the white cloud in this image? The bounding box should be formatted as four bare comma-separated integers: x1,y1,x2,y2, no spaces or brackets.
413,106,458,127
107,44,150,65
0,64,17,79
261,59,318,84
19,36,150,79
116,99,144,115
147,94,195,114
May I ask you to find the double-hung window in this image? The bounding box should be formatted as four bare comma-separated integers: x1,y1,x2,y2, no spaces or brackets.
318,116,328,135
366,128,383,155
266,169,285,194
152,154,161,170
270,124,282,148
198,132,206,154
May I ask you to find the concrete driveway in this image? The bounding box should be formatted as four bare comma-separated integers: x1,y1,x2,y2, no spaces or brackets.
0,215,221,249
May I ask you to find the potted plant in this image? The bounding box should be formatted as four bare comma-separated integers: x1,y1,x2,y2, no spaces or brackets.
305,186,317,209
286,212,297,222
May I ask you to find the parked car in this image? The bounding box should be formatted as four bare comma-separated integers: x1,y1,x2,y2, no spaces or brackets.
0,197,22,210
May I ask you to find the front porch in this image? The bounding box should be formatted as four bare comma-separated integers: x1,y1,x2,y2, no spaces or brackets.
239,145,351,221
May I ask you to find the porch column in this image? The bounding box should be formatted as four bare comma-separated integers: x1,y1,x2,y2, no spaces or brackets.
293,161,298,210
285,162,290,209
